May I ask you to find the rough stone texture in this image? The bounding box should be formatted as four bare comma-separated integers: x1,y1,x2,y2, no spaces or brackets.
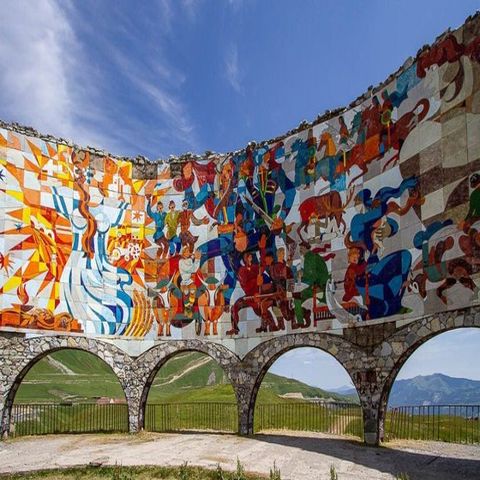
1,308,480,445
132,340,241,431
0,335,135,437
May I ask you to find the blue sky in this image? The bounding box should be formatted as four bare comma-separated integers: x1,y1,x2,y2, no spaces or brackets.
1,0,480,388
1,0,480,158
269,329,480,390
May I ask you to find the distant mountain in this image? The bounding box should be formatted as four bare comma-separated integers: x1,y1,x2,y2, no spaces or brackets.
329,385,357,395
388,373,480,407
260,373,358,403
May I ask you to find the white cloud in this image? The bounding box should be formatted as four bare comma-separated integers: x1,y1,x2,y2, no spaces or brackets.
225,44,244,94
110,49,198,151
0,1,74,134
155,0,175,32
0,0,122,152
0,0,199,157
181,0,201,21
228,0,244,11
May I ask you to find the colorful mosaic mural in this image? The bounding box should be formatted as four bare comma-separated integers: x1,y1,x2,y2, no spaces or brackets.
2,17,480,352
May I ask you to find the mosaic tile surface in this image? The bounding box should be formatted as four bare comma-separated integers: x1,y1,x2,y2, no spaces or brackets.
2,16,480,354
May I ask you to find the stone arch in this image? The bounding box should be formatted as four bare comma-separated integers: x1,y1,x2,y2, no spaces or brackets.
0,334,135,437
134,340,241,431
373,307,480,442
238,332,364,436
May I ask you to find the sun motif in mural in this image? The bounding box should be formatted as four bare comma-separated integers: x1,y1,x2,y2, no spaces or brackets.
0,252,13,274
0,137,74,310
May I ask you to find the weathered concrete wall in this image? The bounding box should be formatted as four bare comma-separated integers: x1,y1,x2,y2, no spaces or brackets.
2,13,480,446
2,15,480,355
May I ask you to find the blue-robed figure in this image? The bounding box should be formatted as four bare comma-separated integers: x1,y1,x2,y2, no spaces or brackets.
146,195,169,259
348,177,421,319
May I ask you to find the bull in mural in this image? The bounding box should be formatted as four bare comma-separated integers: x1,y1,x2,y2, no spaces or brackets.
297,188,355,247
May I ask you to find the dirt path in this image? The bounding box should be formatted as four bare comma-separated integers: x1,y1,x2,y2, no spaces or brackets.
46,357,77,376
328,414,358,435
0,431,478,479
153,357,211,387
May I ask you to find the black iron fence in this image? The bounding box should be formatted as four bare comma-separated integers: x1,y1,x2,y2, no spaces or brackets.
145,402,238,432
11,401,363,438
11,403,129,437
386,405,480,444
9,401,480,444
254,402,363,438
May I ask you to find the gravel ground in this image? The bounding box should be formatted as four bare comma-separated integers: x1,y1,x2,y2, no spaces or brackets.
0,431,478,480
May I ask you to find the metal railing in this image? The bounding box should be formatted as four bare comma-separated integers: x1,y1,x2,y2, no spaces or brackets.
386,405,480,444
11,403,129,437
145,403,238,433
255,402,363,438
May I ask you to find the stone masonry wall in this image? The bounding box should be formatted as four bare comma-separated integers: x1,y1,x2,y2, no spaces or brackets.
1,307,478,444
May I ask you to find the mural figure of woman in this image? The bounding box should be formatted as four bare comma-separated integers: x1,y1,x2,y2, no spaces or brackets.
52,152,134,335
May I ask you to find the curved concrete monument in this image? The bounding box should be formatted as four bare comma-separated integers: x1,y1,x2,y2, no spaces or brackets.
2,12,480,445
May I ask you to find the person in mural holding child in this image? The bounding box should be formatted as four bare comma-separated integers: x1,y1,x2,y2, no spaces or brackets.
146,195,168,260
345,177,422,319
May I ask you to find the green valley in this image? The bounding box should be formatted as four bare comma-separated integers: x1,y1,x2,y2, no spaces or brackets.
14,350,358,405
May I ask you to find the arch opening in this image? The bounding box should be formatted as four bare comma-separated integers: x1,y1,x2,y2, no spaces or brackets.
251,346,362,438
382,327,480,444
7,348,128,437
142,350,238,433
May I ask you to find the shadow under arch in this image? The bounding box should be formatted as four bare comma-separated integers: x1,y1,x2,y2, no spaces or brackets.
377,322,480,441
242,333,363,436
134,340,241,431
1,335,131,437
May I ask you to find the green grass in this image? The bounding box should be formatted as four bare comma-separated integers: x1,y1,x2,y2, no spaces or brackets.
145,403,238,432
15,350,125,403
385,411,480,444
15,350,357,405
0,465,268,480
11,350,480,445
254,403,363,438
11,404,128,437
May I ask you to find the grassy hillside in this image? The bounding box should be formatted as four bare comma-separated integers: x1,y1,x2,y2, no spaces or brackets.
14,350,125,403
14,350,358,405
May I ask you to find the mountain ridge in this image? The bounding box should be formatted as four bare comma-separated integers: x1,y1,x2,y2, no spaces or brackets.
388,373,480,407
